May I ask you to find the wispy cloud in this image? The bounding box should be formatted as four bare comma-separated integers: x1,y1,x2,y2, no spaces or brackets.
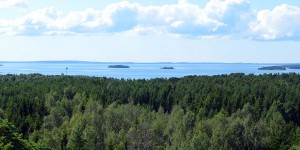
0,0,299,41
0,0,27,8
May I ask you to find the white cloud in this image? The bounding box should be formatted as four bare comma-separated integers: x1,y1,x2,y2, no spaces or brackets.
250,4,300,40
0,7,61,35
0,0,300,41
0,0,27,8
54,8,103,34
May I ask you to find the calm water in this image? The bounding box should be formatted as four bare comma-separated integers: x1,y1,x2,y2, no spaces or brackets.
0,62,299,79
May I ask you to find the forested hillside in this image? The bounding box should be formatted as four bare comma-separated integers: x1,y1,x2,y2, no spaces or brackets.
0,73,299,149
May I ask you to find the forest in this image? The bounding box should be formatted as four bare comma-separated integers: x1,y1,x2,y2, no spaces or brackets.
0,73,300,150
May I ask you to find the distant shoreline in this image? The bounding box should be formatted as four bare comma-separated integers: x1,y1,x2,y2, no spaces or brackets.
0,61,299,65
1,62,300,79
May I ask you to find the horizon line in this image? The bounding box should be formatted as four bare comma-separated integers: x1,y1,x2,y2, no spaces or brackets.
0,60,299,64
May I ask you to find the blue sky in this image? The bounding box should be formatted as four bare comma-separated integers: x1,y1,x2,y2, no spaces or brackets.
0,0,300,62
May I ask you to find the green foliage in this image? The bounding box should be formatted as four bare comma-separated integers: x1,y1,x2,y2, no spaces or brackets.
0,73,299,149
0,119,39,150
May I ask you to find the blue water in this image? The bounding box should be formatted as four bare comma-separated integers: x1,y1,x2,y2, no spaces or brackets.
0,62,299,79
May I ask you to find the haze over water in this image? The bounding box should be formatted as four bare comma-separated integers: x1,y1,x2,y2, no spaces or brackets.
1,62,299,79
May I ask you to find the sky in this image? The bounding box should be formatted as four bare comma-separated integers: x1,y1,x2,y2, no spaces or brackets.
0,0,300,63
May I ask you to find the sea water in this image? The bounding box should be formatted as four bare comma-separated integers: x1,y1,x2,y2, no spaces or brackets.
0,62,299,79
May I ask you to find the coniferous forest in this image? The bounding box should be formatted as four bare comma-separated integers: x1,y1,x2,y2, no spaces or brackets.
0,73,300,150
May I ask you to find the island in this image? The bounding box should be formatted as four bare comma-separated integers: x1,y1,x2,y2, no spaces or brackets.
161,67,175,69
258,66,286,70
108,65,130,68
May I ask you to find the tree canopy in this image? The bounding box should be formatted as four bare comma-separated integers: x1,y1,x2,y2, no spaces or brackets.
0,73,299,149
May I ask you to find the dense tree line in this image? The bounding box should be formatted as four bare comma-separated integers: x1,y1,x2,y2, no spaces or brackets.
0,73,299,149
